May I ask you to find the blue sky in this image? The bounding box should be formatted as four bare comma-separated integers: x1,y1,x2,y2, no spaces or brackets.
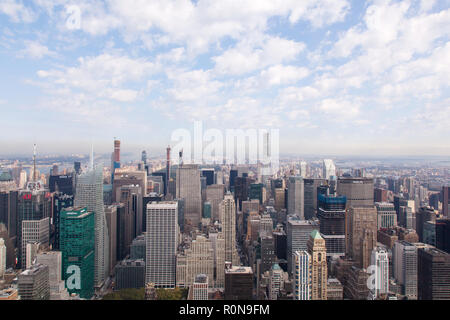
0,0,449,157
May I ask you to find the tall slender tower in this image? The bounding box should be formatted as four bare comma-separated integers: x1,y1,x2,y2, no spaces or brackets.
111,139,121,183
307,230,327,300
166,146,171,196
32,144,37,182
220,193,239,265
0,238,6,279
75,150,109,288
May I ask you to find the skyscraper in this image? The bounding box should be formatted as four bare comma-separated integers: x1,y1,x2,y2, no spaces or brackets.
287,176,304,218
337,177,374,208
293,250,311,300
443,186,449,217
317,193,346,258
146,201,178,288
224,266,253,300
307,230,327,300
303,178,326,220
176,164,202,227
220,193,239,265
21,218,49,268
74,160,109,288
206,184,225,222
0,238,5,278
417,247,450,300
346,206,377,268
17,188,51,268
60,207,95,299
393,241,417,299
287,217,319,274
369,247,389,299
375,202,397,230
322,159,336,181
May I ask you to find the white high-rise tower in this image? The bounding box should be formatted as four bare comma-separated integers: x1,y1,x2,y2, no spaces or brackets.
0,238,6,278
74,152,109,288
322,159,336,180
146,201,178,288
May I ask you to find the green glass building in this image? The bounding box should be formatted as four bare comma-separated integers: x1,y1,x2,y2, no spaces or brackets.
203,201,212,219
249,183,264,204
60,206,95,299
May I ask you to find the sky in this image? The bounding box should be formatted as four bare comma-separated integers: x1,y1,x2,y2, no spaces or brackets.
0,0,449,157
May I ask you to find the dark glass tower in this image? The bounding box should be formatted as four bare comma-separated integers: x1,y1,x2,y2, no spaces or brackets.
317,193,346,258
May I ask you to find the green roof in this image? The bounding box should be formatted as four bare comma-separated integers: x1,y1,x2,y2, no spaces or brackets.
310,230,323,240
272,263,281,271
0,171,12,181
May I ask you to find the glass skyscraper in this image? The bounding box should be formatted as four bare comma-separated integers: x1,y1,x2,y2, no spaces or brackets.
60,206,95,299
74,163,109,289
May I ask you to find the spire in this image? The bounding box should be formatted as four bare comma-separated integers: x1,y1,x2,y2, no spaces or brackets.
32,144,37,182
90,143,94,170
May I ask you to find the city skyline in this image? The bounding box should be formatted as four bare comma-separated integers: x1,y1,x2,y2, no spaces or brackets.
0,0,449,156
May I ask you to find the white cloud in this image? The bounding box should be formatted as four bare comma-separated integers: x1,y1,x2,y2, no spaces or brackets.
18,40,56,59
0,0,35,23
213,36,305,75
37,53,155,101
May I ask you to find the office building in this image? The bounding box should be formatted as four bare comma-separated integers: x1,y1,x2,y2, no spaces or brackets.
337,177,374,208
206,184,225,222
192,274,209,300
17,189,51,269
0,238,5,278
21,218,49,269
393,241,417,299
115,259,145,290
176,235,214,288
346,206,377,268
74,161,109,288
375,202,397,230
293,250,311,300
369,247,389,299
104,205,118,275
201,169,215,186
317,193,346,258
146,202,178,288
260,235,275,274
268,263,283,300
18,263,50,300
287,217,319,274
60,207,95,299
303,179,326,220
443,186,449,217
307,230,327,300
224,266,253,300
417,247,450,300
52,193,74,250
322,159,336,181
130,234,146,260
221,194,239,265
287,176,304,218
327,278,343,300
176,164,202,227
416,206,436,242
116,184,143,248
35,251,69,300
49,174,73,195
